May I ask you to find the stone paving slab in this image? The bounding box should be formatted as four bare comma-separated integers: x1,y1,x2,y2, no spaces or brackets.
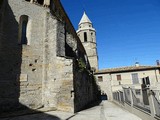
103,101,142,120
0,101,142,120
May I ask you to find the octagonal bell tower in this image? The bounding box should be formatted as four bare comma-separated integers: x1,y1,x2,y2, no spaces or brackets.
77,12,98,71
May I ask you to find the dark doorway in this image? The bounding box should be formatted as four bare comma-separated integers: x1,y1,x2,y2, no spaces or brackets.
37,0,44,5
101,93,108,100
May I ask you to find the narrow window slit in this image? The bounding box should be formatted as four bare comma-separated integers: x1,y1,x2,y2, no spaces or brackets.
19,15,29,45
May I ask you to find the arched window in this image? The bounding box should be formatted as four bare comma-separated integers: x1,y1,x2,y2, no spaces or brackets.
19,15,29,45
37,0,44,5
84,32,87,42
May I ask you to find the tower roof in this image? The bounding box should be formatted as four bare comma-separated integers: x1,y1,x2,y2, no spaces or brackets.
79,12,92,25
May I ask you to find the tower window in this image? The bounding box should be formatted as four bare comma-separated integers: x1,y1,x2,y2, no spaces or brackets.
19,15,29,45
25,0,30,2
91,32,93,41
84,32,87,42
37,0,44,5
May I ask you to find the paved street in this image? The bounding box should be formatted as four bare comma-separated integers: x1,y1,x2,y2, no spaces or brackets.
0,101,142,120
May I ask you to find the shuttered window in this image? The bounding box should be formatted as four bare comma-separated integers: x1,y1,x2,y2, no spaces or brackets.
117,75,121,81
131,73,139,84
98,76,103,82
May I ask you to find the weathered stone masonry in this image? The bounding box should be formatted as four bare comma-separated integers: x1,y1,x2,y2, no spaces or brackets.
0,0,100,113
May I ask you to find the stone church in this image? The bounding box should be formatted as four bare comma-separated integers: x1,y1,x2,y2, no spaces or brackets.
0,0,100,114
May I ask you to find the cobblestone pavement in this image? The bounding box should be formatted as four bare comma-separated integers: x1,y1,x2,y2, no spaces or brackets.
0,101,142,120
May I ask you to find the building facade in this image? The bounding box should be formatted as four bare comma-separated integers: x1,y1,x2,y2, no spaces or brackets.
0,0,100,113
77,12,98,71
95,65,160,100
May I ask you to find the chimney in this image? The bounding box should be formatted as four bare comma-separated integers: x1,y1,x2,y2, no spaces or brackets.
135,62,140,67
156,60,160,66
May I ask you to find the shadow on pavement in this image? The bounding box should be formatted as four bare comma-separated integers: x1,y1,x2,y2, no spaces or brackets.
0,112,61,120
81,100,102,111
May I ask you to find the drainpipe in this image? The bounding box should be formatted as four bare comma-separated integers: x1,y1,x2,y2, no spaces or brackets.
109,73,113,101
154,69,158,82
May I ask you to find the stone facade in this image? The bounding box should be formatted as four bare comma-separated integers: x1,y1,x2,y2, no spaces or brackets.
0,0,100,113
95,65,160,100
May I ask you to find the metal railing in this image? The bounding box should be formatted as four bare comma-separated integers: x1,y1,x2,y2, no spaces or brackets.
152,90,160,117
123,88,131,104
153,90,160,102
112,87,160,118
131,88,150,113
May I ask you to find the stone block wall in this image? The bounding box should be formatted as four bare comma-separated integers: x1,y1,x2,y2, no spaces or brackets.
83,42,98,70
0,0,22,112
9,0,48,109
0,0,50,112
73,58,100,112
0,0,100,113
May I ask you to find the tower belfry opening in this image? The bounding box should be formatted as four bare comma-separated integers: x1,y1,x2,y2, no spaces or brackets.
84,32,87,42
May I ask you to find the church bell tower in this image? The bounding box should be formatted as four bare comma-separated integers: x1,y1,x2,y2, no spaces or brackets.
77,12,98,71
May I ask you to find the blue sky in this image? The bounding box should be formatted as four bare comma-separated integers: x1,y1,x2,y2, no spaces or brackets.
61,0,160,69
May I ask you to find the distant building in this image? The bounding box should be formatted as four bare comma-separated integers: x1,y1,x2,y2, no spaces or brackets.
95,64,160,100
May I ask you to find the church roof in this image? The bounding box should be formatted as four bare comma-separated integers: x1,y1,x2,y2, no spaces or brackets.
79,12,92,25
